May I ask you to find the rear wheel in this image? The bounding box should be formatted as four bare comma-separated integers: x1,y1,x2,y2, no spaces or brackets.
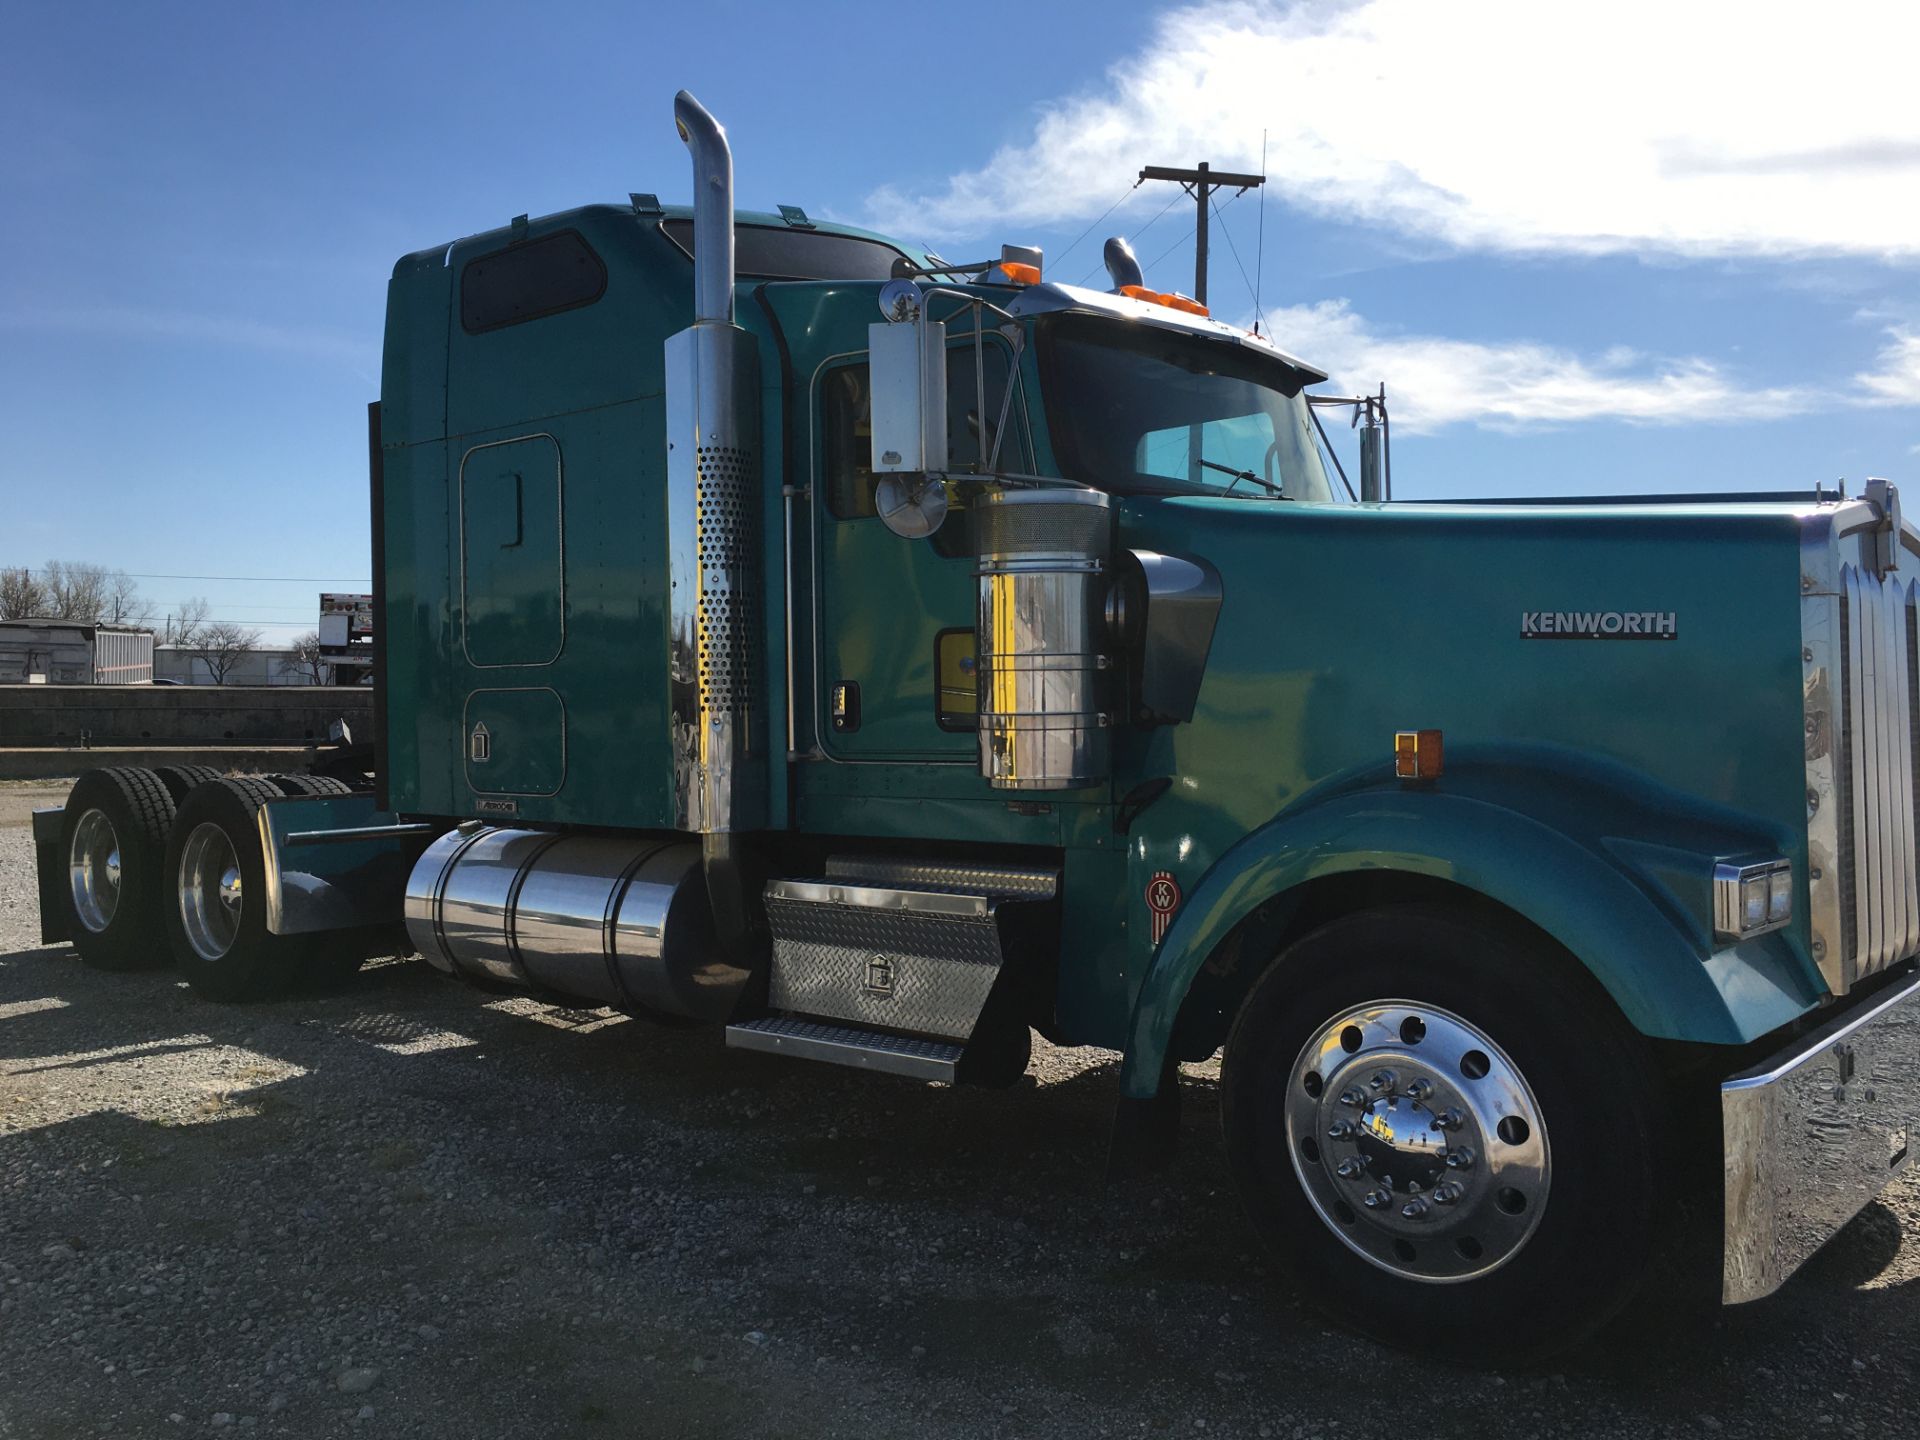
60,767,176,971
1221,905,1661,1364
163,777,313,1001
151,764,227,807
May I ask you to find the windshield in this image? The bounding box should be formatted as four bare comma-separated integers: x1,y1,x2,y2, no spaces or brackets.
1037,314,1337,502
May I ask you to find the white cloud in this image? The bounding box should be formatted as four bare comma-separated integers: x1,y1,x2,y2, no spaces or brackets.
1856,330,1920,405
1271,301,1805,434
870,0,1920,259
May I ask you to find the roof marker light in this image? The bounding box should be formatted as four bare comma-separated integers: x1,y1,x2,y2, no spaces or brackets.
1118,283,1209,318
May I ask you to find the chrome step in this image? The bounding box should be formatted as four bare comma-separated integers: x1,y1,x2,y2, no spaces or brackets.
764,876,1009,1041
725,1015,962,1082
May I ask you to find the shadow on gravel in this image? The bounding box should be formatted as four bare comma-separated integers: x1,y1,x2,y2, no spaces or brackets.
3,938,1918,1440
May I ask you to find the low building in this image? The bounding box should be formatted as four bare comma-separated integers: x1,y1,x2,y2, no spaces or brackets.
152,644,310,686
0,620,153,684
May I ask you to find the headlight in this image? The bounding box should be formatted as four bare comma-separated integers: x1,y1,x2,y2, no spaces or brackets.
1714,859,1793,942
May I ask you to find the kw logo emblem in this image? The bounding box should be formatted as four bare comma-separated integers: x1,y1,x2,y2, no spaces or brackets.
1147,872,1182,945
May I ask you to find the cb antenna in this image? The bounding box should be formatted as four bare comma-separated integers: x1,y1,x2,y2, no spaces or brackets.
1253,128,1268,336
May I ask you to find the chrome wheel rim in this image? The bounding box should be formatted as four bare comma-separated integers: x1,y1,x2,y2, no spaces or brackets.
1285,1000,1550,1283
178,823,243,962
68,808,122,933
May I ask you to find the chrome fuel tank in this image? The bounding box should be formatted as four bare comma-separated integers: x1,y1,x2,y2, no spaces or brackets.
404,827,743,1020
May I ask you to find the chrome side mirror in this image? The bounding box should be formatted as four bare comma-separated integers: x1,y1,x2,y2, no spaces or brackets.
868,281,950,538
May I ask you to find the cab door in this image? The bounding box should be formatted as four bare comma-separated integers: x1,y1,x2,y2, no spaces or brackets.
812,332,1030,762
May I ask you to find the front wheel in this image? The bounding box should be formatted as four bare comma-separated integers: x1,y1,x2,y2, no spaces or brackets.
1221,905,1663,1365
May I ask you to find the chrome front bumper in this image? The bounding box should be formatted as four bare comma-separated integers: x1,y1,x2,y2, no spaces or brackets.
1722,969,1920,1303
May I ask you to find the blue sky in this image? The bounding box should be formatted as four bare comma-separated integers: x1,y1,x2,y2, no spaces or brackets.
4,0,1916,640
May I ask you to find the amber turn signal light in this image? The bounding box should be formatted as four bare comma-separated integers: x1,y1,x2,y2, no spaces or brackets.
1394,729,1443,780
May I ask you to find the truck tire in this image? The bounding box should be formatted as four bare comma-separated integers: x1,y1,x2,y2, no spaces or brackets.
59,767,177,972
150,764,227,807
162,776,313,1002
1220,904,1662,1364
264,773,353,797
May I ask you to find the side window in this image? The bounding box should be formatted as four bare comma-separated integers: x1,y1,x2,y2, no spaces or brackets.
824,340,1028,519
460,230,607,334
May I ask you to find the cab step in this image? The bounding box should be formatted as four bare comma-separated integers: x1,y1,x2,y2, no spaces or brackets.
760,858,1056,1042
732,855,1059,1084
725,1015,963,1082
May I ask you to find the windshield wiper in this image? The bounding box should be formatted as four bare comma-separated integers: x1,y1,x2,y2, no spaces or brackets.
1197,458,1286,498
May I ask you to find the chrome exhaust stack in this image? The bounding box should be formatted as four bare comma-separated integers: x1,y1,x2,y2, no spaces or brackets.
1103,235,1145,291
674,90,736,325
665,90,766,833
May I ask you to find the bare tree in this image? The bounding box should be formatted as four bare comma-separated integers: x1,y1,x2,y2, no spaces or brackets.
162,597,212,646
279,631,328,684
42,560,111,621
192,622,262,685
101,569,153,628
0,567,47,620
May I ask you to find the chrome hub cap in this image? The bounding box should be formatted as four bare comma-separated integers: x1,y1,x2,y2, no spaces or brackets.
68,808,122,933
178,823,243,961
1286,1001,1550,1282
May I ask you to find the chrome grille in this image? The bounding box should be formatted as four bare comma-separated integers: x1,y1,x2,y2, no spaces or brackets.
1834,565,1920,982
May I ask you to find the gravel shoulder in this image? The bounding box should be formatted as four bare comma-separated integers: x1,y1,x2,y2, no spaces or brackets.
3,823,1918,1439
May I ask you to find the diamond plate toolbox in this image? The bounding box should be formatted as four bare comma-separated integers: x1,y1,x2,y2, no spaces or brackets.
764,879,1016,1041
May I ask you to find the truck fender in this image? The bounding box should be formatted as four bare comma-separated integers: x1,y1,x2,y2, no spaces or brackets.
1117,786,1820,1101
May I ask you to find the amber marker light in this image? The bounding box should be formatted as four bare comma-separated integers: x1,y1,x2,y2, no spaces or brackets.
1394,730,1444,780
998,262,1041,286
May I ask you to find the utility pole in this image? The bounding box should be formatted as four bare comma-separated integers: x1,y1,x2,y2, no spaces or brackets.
1137,161,1264,306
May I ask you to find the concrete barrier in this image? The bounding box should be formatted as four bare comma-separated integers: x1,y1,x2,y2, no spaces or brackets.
0,686,373,747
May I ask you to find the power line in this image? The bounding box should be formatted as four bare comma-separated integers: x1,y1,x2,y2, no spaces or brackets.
1140,188,1250,291
1049,178,1145,277
1076,190,1184,285
1210,195,1267,335
1143,224,1199,274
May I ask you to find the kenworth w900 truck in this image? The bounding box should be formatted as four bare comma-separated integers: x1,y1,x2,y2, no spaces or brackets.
30,91,1920,1361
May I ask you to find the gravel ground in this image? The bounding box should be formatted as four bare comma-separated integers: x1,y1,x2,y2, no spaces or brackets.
3,810,1919,1439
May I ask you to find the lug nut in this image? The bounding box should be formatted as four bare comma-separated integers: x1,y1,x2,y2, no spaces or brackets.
1327,1120,1356,1140
1335,1157,1367,1179
1405,1078,1433,1101
1432,1181,1465,1206
1338,1087,1366,1108
1445,1146,1477,1170
1400,1197,1431,1220
1433,1106,1464,1131
1361,1188,1391,1209
1368,1069,1398,1093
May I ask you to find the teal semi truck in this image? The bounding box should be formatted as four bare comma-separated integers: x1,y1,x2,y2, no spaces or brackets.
30,92,1920,1361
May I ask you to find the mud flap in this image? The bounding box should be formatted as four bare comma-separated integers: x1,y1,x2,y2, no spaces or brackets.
1106,1057,1184,1178
32,805,70,946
